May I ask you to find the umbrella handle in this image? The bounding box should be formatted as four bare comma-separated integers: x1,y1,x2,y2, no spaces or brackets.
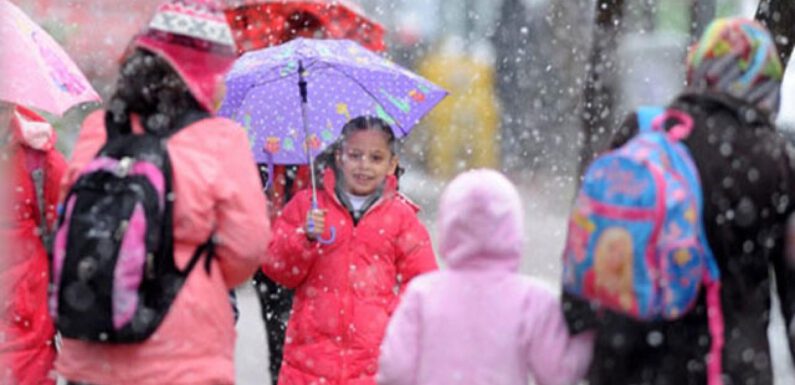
317,226,336,245
308,200,336,245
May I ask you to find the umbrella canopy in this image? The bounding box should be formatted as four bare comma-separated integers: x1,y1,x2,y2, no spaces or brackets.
224,0,385,54
0,0,101,115
218,38,446,165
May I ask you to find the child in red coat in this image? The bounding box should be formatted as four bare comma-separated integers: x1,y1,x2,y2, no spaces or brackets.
1,105,66,385
264,116,437,385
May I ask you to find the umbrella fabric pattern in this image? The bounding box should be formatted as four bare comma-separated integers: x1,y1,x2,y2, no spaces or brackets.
0,0,100,115
224,0,385,53
218,38,446,165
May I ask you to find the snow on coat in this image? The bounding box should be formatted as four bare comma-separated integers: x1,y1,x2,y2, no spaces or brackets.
264,168,438,385
54,110,270,385
564,20,795,385
1,106,65,385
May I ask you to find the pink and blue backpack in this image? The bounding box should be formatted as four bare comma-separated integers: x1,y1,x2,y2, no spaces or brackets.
562,107,725,384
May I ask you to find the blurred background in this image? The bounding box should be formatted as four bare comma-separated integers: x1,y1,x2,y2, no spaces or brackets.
15,1,794,210
18,0,793,271
10,0,795,383
15,0,794,178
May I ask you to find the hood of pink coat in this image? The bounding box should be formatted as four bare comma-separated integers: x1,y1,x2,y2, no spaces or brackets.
11,105,57,151
437,169,524,271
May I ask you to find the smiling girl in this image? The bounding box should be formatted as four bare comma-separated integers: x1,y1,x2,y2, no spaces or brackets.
263,116,438,384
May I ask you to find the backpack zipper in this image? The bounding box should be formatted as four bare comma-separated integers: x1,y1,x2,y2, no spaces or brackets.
116,157,133,177
146,252,155,279
114,220,129,241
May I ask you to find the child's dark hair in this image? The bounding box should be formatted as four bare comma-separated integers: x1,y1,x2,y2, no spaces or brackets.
314,116,404,179
105,48,202,137
339,116,399,155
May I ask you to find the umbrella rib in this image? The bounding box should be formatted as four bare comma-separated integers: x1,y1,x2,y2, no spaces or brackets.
238,59,323,93
318,61,410,136
230,60,411,136
235,60,333,107
228,60,320,114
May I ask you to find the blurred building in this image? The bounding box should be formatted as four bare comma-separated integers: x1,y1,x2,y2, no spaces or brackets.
417,37,500,178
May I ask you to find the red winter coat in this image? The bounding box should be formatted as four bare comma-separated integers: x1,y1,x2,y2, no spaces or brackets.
263,169,437,385
1,106,66,385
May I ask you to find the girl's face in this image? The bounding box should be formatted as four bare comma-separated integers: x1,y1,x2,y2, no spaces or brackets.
336,129,398,196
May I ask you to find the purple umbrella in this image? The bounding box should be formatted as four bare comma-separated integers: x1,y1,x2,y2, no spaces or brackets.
218,37,446,175
219,38,446,243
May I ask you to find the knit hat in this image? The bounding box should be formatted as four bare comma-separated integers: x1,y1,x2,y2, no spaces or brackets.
687,18,783,114
132,0,237,112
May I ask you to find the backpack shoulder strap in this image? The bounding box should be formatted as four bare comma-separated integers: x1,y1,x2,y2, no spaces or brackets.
637,106,695,141
178,236,216,277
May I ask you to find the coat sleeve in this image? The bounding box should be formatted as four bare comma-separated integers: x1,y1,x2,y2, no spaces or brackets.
773,140,795,362
263,191,320,289
394,207,437,295
776,213,795,363
44,147,67,229
212,125,271,287
561,291,600,334
526,287,595,385
377,285,421,385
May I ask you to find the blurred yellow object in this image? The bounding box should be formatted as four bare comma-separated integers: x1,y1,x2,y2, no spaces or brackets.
417,50,500,178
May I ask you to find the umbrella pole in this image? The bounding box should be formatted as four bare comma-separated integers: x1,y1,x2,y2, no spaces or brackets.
298,60,336,245
298,60,319,206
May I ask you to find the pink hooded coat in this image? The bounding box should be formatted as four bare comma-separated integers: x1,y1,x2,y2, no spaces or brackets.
54,110,270,385
377,169,594,385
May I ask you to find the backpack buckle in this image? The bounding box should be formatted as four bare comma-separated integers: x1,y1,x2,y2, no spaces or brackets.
116,157,133,177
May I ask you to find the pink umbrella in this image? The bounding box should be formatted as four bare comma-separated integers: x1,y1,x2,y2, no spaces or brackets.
0,0,101,115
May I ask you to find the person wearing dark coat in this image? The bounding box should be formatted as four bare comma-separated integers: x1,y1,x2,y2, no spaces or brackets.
563,18,795,385
253,163,303,385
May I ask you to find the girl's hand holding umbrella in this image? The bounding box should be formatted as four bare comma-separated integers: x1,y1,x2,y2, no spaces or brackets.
305,208,327,241
218,38,448,246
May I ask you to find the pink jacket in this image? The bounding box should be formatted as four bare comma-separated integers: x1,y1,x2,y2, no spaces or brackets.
55,110,270,385
377,169,594,385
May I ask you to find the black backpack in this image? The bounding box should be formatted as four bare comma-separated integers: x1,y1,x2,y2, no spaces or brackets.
50,111,212,343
